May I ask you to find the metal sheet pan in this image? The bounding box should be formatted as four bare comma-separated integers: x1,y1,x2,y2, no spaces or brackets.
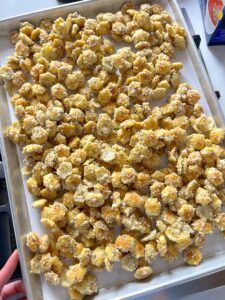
0,0,225,299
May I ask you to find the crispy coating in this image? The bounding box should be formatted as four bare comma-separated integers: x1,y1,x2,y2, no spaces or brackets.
56,235,76,257
144,241,158,264
43,173,60,191
73,275,97,296
121,253,138,272
115,234,136,253
3,2,225,298
26,232,40,252
214,213,225,231
124,191,145,208
134,266,153,280
178,204,195,222
44,271,60,285
145,198,161,217
195,187,211,206
39,234,50,253
30,254,42,274
40,253,54,272
205,167,224,187
161,185,178,204
91,246,105,268
69,288,84,300
165,219,193,250
41,202,67,222
66,264,87,285
184,246,202,266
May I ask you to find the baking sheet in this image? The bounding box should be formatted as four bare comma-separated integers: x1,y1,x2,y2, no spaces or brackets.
0,0,225,299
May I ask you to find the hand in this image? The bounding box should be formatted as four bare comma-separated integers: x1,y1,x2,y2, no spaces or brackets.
0,250,27,300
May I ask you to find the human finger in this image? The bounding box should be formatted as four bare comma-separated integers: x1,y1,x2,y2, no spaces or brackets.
0,250,19,289
0,280,26,299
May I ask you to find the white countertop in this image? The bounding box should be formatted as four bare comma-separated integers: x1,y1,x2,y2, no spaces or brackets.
1,1,225,299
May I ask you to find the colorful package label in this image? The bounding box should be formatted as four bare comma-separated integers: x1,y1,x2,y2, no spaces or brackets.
200,0,225,45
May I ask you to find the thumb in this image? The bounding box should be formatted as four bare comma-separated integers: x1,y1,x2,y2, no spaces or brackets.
0,250,19,290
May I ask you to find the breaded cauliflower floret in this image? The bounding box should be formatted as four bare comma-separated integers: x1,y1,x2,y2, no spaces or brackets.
43,173,60,191
30,254,42,274
97,113,113,137
57,162,73,179
56,235,76,257
195,187,211,206
115,234,136,253
121,165,137,185
124,191,145,208
26,232,40,252
44,271,60,285
178,204,195,222
161,185,177,204
73,274,97,296
65,71,85,90
41,202,67,222
121,253,138,272
145,197,161,217
51,83,67,99
209,128,225,144
134,266,153,280
188,134,205,150
66,264,87,285
144,241,158,264
184,246,202,266
205,167,224,187
91,246,105,268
